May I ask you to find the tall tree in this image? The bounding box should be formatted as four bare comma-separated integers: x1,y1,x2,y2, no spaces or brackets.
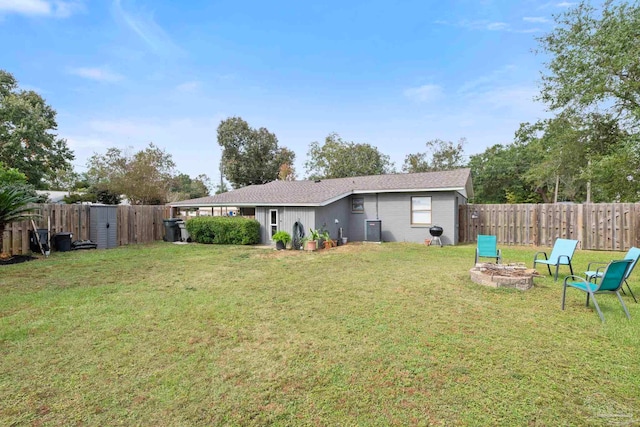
0,70,74,188
217,117,295,188
168,173,211,201
304,133,394,179
517,115,586,203
510,112,632,203
537,1,640,124
402,138,467,173
531,1,640,202
468,143,542,204
86,143,176,205
276,147,297,181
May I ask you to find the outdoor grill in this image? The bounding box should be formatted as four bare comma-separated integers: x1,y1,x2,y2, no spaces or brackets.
429,225,443,247
429,225,443,237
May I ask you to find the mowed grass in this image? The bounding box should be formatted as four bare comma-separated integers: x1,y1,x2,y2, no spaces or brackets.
1,242,639,426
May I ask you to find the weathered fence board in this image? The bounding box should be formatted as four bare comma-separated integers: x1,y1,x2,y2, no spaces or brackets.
460,203,640,251
2,204,170,255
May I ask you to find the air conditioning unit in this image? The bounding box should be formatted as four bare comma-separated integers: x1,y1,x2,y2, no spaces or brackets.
365,219,382,242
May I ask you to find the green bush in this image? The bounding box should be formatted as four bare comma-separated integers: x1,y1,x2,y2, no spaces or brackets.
185,216,260,245
63,193,98,204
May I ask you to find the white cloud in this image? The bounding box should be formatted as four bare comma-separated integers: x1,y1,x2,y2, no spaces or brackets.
65,136,111,150
515,27,543,34
0,0,83,17
0,0,50,15
111,0,183,56
176,81,201,92
523,16,550,23
538,1,576,9
458,64,517,94
435,19,543,33
403,84,443,103
486,22,509,31
447,20,512,32
68,67,124,83
464,85,542,115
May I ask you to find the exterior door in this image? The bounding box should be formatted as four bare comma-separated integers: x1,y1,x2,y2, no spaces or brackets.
269,209,278,240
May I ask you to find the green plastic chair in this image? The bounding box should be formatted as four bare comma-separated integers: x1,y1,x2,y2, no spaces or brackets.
533,238,579,281
562,259,633,322
475,235,501,264
584,246,640,303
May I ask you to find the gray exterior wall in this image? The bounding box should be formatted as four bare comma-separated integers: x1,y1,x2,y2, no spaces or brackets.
256,206,315,244
347,194,377,242
347,191,466,244
255,190,467,245
314,197,350,241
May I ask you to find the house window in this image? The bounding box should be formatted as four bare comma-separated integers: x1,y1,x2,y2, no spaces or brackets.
352,197,364,213
411,196,431,225
269,209,278,238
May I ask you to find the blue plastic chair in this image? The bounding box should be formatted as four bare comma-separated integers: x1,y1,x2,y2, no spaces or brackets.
562,259,632,322
584,247,640,303
533,238,579,281
475,235,501,264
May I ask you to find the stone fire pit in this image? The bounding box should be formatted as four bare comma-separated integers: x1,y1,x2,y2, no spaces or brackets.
469,263,539,291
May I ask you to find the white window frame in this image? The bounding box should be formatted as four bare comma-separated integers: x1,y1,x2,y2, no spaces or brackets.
269,209,278,240
411,196,432,225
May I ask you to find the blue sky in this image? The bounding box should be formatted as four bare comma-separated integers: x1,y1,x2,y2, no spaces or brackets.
0,0,573,183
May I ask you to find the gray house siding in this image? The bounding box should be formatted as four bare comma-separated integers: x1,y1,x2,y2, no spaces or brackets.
315,197,350,241
256,206,315,244
283,207,315,239
346,192,465,244
256,207,272,244
347,194,377,242
255,191,467,245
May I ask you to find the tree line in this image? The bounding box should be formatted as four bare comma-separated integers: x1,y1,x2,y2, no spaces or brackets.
2,1,639,205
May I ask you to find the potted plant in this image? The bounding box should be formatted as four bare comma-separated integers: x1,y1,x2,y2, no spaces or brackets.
272,230,291,250
320,230,334,249
303,228,320,251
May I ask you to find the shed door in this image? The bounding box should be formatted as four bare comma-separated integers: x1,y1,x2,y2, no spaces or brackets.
269,209,278,240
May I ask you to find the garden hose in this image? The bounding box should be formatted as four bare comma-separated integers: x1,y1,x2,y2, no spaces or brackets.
292,221,305,250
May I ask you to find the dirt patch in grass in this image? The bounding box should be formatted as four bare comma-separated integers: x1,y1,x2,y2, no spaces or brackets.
255,242,370,259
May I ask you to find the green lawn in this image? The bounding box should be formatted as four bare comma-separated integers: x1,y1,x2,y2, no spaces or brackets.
1,242,639,426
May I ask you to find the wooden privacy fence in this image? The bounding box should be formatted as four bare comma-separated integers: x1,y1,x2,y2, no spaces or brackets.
459,203,640,251
2,204,170,255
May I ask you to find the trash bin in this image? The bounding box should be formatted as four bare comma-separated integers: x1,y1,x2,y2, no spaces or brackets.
177,220,190,242
163,218,181,242
54,232,73,252
29,229,49,252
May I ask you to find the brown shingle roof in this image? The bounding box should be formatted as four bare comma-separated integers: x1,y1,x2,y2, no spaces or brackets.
170,168,473,207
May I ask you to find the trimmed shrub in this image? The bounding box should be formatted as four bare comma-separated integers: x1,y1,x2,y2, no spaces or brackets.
186,216,260,245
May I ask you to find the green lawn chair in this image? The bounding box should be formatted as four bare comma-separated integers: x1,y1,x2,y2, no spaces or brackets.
584,246,640,303
475,235,501,264
533,238,579,281
562,259,633,322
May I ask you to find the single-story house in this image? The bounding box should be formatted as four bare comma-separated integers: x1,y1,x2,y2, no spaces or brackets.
169,168,473,245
